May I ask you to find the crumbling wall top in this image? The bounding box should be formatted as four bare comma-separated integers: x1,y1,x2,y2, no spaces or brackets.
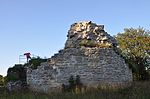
65,21,117,49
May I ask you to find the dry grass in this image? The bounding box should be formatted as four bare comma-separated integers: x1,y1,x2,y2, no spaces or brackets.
0,81,150,99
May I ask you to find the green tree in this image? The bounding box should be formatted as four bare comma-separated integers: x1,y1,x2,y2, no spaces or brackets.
0,75,4,86
7,64,26,82
115,27,150,80
3,76,7,85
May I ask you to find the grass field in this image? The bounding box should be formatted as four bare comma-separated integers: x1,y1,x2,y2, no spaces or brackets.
0,81,150,99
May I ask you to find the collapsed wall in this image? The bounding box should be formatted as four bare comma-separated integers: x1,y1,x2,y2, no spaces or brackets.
27,21,132,93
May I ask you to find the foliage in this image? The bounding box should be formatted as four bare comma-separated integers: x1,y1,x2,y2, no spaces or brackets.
3,76,8,85
115,27,150,80
0,75,8,86
97,43,113,48
28,57,47,69
68,75,75,90
79,39,97,47
7,64,26,82
62,75,83,93
75,75,81,85
79,39,113,48
0,75,4,86
6,57,48,83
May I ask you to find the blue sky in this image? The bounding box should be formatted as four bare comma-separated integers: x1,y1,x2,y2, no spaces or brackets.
0,0,150,76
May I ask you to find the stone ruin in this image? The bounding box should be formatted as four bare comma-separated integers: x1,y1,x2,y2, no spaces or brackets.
27,21,132,93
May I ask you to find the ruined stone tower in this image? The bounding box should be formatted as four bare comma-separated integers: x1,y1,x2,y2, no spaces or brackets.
27,21,132,93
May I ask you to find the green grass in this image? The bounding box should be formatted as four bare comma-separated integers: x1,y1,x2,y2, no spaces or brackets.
1,81,150,99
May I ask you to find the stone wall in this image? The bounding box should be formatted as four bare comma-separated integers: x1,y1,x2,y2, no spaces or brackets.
27,48,132,93
27,21,132,93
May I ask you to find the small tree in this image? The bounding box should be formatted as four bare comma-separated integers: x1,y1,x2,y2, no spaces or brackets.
75,75,82,94
68,75,75,91
67,75,83,93
115,27,150,80
75,75,81,86
0,75,4,86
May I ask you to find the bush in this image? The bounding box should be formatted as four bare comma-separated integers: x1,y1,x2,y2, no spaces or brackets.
79,39,113,48
7,64,26,82
62,75,83,93
79,39,97,47
97,43,113,48
0,75,4,86
68,75,75,90
6,57,48,83
28,57,47,69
